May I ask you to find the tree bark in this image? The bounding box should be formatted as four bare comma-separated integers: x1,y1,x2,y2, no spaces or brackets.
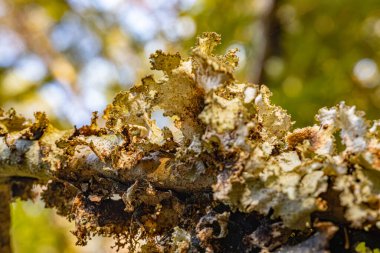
0,134,214,192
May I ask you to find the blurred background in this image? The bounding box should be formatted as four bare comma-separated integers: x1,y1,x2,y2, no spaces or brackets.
1,0,380,252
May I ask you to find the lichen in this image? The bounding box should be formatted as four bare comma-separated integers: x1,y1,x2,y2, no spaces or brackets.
2,32,380,252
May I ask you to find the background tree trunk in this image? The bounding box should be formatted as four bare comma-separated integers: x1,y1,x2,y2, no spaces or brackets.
0,182,11,253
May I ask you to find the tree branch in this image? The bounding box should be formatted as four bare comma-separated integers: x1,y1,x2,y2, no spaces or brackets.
0,134,214,192
1,33,380,252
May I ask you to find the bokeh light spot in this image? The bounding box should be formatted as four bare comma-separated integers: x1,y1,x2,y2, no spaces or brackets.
353,58,379,88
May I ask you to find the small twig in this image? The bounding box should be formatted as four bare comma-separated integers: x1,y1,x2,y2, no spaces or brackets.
344,227,350,250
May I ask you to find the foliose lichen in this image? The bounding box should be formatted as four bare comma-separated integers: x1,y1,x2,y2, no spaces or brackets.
1,32,380,252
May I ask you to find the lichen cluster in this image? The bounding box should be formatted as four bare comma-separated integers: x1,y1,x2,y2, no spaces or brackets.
1,33,380,252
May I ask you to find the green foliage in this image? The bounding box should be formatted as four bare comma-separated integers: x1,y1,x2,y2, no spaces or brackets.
11,200,75,253
355,242,380,253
